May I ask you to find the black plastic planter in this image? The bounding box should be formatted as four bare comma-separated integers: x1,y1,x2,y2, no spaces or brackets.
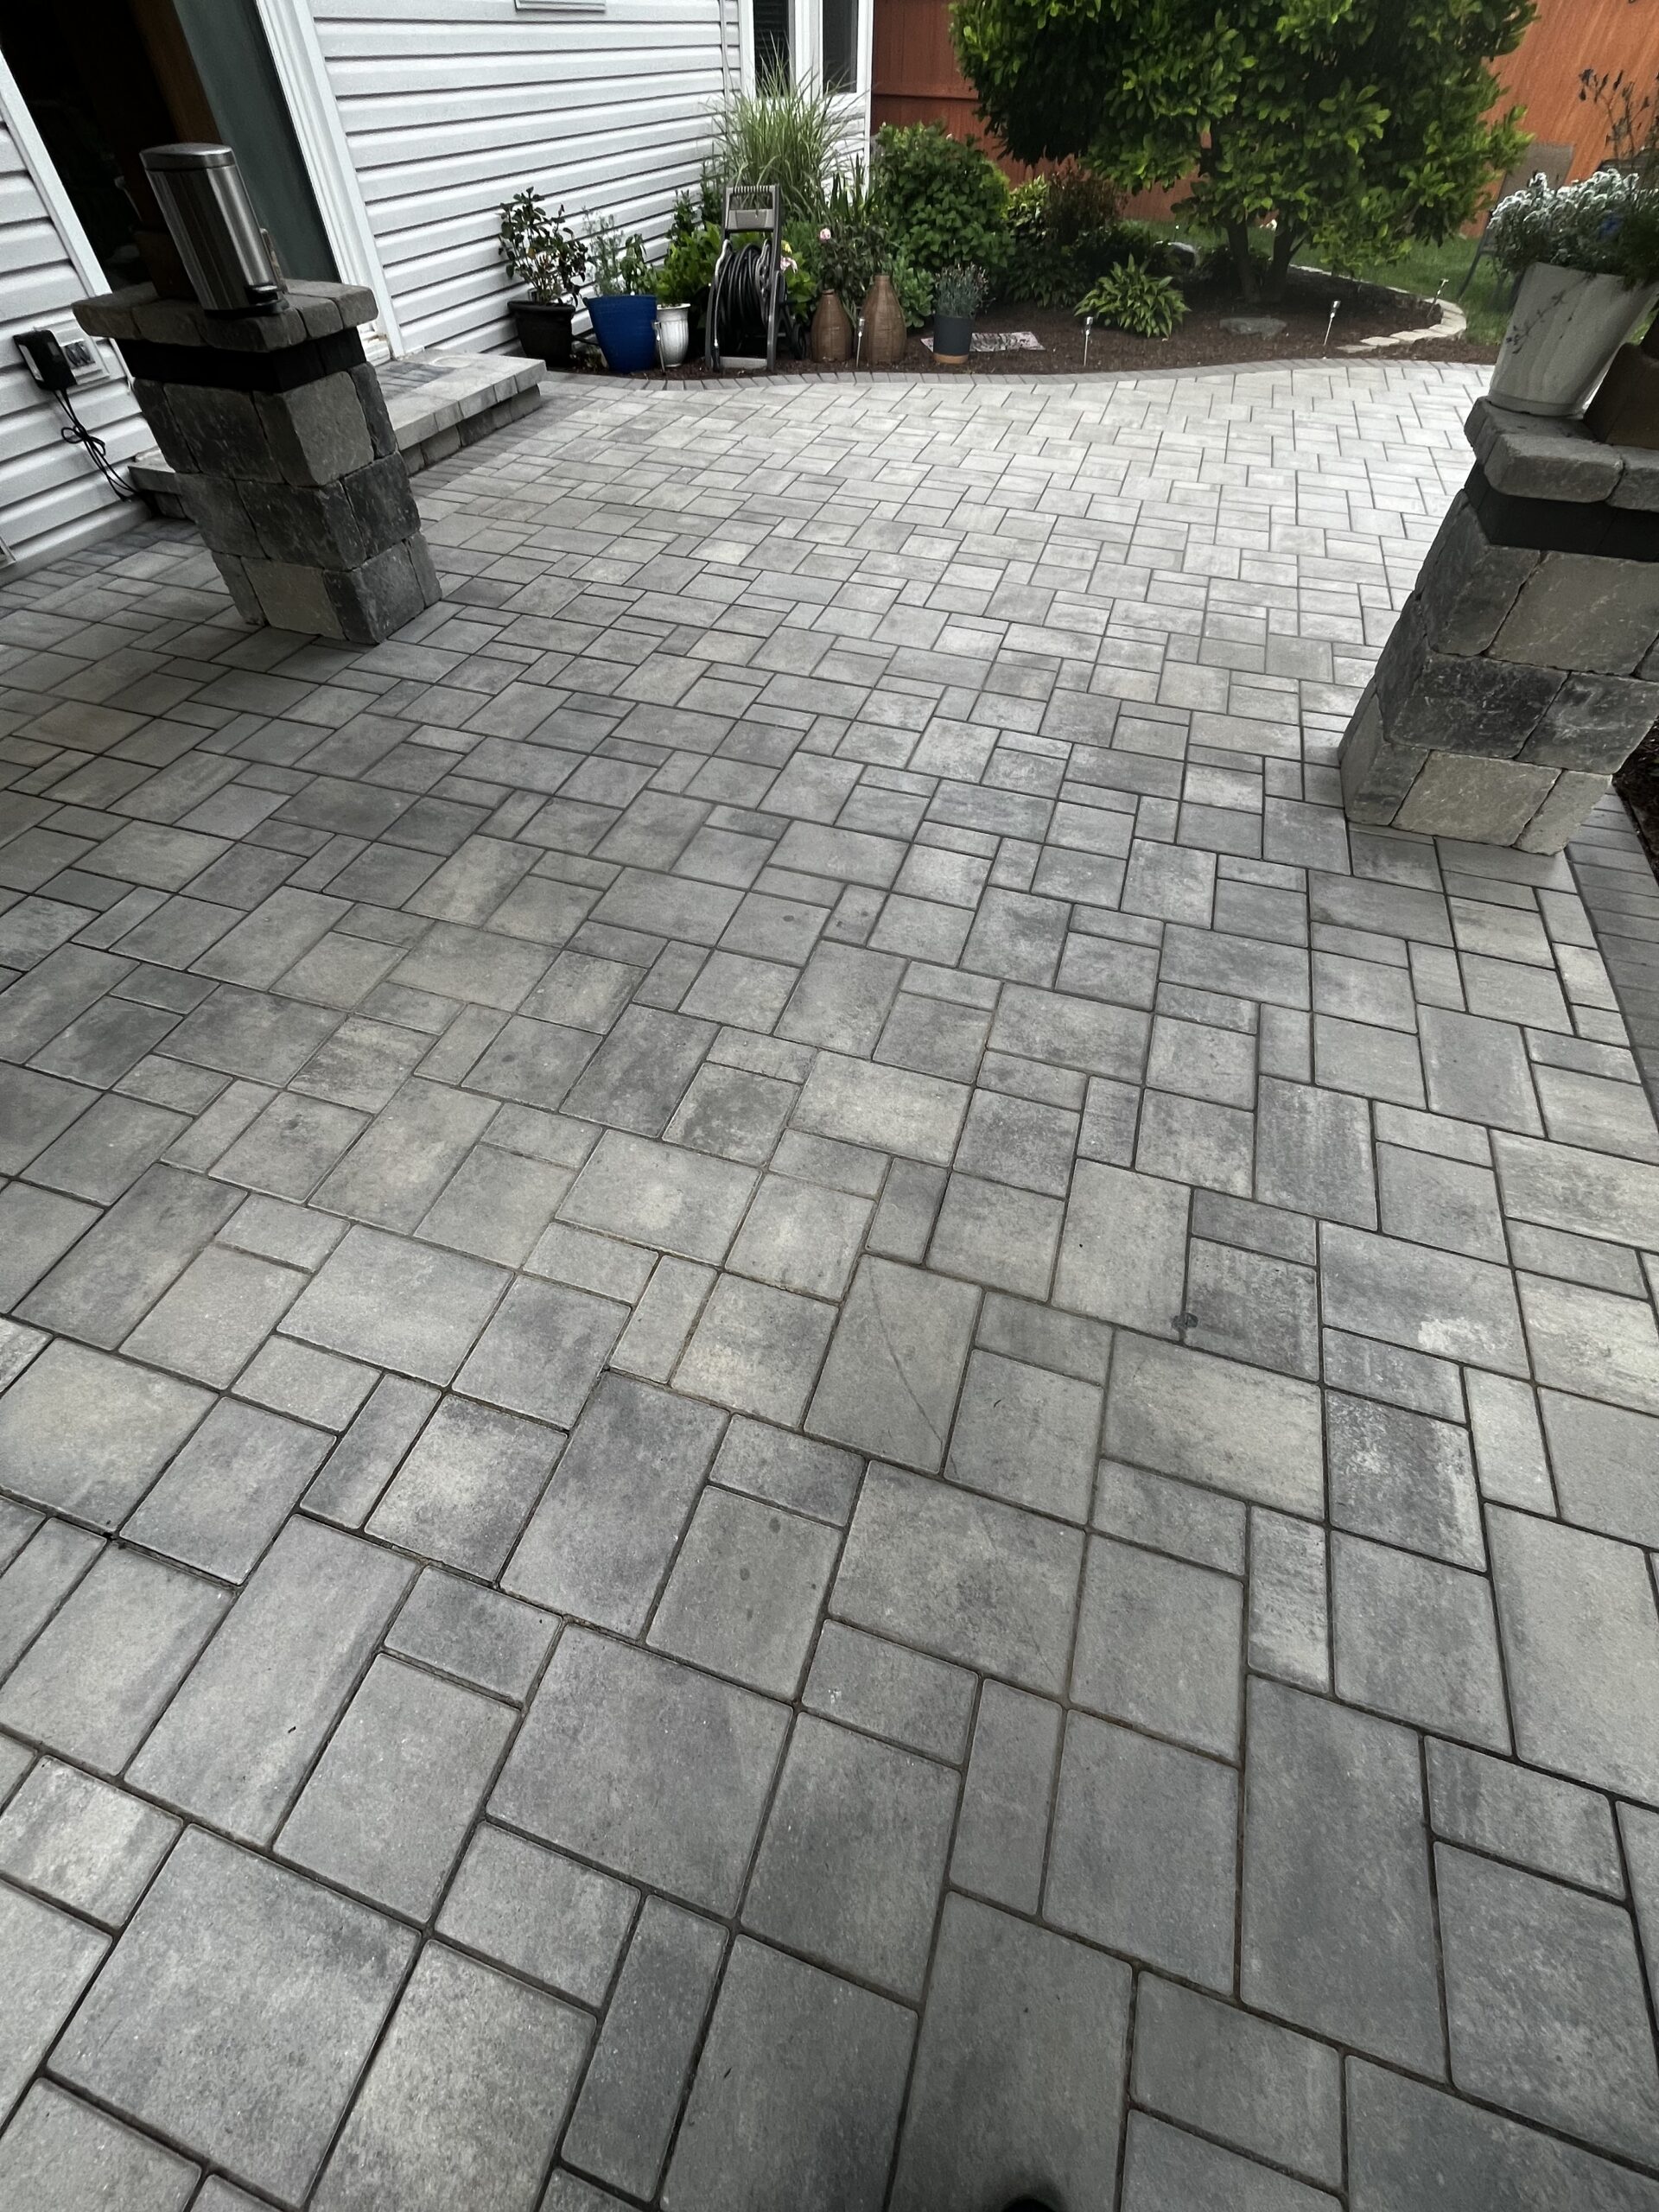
510,300,576,368
933,312,973,364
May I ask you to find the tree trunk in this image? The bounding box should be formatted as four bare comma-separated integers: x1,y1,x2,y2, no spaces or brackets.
1262,220,1299,304
1225,221,1257,302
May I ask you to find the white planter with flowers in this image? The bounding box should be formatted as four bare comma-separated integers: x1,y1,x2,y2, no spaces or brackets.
1486,170,1659,416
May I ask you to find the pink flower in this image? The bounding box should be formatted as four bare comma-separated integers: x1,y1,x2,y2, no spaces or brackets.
819,227,831,241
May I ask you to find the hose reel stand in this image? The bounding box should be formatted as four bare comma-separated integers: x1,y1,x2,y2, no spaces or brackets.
705,183,784,374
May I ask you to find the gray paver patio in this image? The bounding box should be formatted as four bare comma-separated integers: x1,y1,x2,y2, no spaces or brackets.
3,356,1659,2207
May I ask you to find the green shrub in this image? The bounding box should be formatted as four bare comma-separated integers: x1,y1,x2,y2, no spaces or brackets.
657,220,722,307
706,76,840,231
1077,257,1187,338
1004,169,1164,303
817,161,887,306
889,244,934,327
872,124,1009,289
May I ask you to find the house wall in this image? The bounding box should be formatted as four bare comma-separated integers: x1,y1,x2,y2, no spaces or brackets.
0,100,149,572
308,0,866,358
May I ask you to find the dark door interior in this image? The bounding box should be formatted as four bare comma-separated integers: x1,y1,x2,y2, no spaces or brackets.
2,0,336,292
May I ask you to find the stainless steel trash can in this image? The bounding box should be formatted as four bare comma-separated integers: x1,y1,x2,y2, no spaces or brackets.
140,143,285,315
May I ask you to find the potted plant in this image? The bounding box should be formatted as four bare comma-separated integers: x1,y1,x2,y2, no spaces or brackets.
931,263,983,365
1485,169,1659,416
654,195,721,367
585,214,658,375
498,189,588,367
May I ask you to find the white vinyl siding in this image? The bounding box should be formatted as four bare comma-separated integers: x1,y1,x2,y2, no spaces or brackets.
0,118,146,570
309,0,867,356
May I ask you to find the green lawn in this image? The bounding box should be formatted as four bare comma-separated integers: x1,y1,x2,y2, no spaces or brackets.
1144,220,1514,345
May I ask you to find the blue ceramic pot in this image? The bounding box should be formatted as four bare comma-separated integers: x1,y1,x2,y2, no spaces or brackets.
587,292,659,374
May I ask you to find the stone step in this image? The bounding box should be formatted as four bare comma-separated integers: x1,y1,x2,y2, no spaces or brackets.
130,350,548,507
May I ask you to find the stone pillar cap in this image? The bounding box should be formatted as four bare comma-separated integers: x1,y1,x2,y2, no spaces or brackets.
1464,393,1659,508
73,278,380,353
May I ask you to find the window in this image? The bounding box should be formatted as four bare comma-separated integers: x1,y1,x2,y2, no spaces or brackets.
821,0,856,92
753,0,789,86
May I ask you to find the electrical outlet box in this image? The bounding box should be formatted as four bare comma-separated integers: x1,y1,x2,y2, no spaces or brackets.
51,327,113,387
16,327,113,391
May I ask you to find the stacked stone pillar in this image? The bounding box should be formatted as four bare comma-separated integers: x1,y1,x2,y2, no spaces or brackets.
1339,398,1659,854
73,279,440,644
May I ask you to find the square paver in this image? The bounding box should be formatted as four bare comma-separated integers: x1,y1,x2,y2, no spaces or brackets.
743,1715,957,1998
0,1342,211,1530
0,1883,109,2128
673,1273,836,1425
728,1173,873,1299
944,1348,1102,1521
490,1629,788,1914
454,1276,627,1425
502,1375,723,1632
312,1944,590,2212
0,2083,199,2212
52,1828,413,2208
0,1758,180,1928
834,1460,1083,1692
890,1894,1131,2212
663,1937,914,2212
122,1399,330,1582
648,1485,840,1695
366,1395,563,1576
436,1825,636,2005
276,1656,514,1918
807,1257,978,1472
1071,1535,1243,1758
1045,1712,1237,1991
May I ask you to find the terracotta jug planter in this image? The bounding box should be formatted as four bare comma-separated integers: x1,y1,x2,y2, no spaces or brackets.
811,289,853,363
861,273,906,366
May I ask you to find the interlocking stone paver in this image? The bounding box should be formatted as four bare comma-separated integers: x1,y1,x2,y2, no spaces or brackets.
1133,1976,1343,2190
807,1256,977,1471
129,1520,412,1840
1437,1846,1659,2164
276,1656,513,1918
0,1341,211,1529
52,1829,411,2207
562,1897,725,2201
834,1459,1082,1691
0,1758,179,1928
0,2083,198,2212
1046,1710,1237,1990
891,1895,1130,2212
0,1548,227,1777
1241,1680,1444,2074
491,1629,786,1913
8,357,1659,2204
1490,1508,1659,1802
743,1713,956,1999
662,1937,913,2212
503,1374,722,1632
312,1943,589,2212
0,1882,108,2127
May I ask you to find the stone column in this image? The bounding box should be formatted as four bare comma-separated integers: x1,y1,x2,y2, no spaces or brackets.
73,279,441,645
1338,399,1659,854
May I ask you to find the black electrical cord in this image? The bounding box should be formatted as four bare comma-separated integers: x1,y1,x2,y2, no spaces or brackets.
53,388,135,501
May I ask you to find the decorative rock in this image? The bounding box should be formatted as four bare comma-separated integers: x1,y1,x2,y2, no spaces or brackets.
1220,315,1287,337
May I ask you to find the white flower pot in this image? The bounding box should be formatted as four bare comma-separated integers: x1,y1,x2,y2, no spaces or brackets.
1490,264,1658,417
654,304,690,368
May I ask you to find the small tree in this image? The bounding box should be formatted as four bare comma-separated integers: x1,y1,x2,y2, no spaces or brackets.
951,0,1535,301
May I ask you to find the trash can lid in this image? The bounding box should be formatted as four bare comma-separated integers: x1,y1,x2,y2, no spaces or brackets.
141,143,238,172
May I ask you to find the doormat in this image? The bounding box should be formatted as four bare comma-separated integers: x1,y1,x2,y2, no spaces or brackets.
920,330,1044,353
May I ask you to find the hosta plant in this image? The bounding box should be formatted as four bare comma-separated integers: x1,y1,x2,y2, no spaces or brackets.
1076,258,1187,339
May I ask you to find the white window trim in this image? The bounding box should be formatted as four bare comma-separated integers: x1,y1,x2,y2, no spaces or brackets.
251,0,404,353
0,51,116,303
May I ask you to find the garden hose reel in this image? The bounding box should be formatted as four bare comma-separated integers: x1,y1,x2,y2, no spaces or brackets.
706,183,785,374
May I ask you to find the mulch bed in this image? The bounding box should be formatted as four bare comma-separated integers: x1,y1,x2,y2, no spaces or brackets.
631,269,1497,381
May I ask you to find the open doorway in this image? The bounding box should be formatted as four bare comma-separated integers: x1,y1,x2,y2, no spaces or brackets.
0,0,335,293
